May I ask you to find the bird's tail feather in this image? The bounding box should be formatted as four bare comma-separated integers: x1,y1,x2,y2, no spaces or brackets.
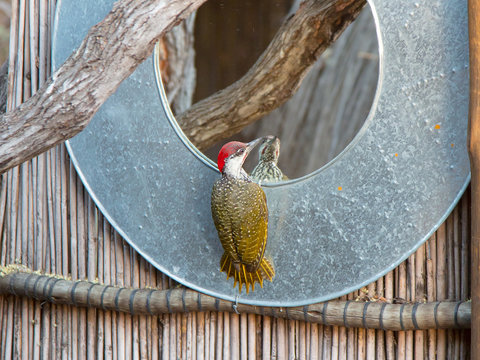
220,253,275,293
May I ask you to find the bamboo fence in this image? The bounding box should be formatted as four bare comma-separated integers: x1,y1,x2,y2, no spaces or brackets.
0,0,471,359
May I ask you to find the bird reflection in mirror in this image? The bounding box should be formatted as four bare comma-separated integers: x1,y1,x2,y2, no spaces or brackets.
251,135,288,184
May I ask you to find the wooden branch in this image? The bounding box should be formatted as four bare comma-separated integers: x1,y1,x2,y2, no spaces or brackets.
177,0,367,151
468,0,480,356
0,269,471,330
0,0,207,174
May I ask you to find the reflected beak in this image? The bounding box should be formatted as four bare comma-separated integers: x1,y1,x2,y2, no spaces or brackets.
245,137,264,154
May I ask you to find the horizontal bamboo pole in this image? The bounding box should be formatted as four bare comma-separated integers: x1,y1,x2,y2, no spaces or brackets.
0,268,470,330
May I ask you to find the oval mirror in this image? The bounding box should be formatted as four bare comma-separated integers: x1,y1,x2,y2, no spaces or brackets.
52,0,469,306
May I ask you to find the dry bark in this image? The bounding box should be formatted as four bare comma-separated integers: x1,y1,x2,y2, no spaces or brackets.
0,0,207,174
177,0,367,151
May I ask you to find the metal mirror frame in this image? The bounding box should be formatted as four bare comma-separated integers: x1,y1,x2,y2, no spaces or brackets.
52,0,469,306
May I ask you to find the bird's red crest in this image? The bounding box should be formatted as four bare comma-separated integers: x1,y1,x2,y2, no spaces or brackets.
217,141,246,173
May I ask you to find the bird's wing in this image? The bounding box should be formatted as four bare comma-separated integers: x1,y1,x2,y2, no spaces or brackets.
211,180,238,262
211,179,268,272
231,183,268,271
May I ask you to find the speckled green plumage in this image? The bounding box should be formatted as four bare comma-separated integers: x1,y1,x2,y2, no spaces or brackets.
211,176,274,292
251,162,286,182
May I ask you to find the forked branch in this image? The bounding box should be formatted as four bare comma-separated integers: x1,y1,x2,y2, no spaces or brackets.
0,0,365,173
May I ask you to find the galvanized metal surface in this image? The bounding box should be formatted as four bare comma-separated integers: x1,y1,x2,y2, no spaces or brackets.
52,0,469,306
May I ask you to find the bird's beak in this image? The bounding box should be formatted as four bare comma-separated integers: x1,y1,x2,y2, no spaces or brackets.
245,137,264,154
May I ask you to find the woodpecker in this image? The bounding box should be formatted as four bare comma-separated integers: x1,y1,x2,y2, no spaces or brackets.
211,138,275,293
251,135,288,183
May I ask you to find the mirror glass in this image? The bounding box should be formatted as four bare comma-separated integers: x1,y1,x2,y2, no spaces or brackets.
160,0,379,179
